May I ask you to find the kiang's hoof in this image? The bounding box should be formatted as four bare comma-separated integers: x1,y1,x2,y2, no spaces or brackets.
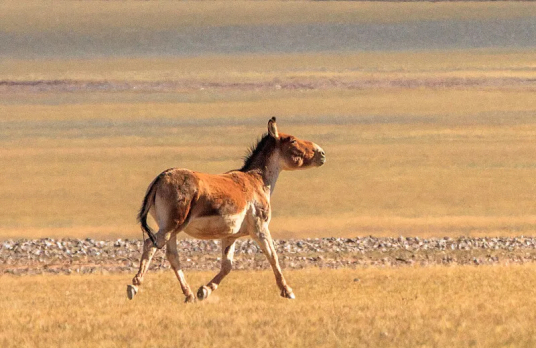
281,289,296,299
127,285,138,300
197,286,210,301
184,294,197,304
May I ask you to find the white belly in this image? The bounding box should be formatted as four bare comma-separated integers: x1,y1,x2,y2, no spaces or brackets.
183,210,247,240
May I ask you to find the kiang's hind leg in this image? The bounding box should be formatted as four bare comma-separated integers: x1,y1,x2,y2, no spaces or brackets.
127,211,176,300
197,237,238,301
127,237,158,300
127,177,194,300
165,233,195,303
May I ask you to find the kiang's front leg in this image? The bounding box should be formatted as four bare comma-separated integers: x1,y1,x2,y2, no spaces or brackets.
250,224,295,299
197,237,238,301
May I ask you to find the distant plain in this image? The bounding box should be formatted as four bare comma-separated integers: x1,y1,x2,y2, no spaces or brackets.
1,2,535,241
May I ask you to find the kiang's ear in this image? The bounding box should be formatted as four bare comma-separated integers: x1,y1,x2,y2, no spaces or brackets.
268,117,279,139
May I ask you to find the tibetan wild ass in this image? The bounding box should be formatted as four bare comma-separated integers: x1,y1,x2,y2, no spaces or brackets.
127,117,326,302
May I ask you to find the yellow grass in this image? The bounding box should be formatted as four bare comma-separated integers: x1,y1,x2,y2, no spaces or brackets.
3,50,536,82
1,84,535,239
2,266,536,347
4,88,536,121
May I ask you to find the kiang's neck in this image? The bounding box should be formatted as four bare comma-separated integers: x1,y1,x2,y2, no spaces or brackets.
261,153,282,196
244,151,282,196
240,136,283,195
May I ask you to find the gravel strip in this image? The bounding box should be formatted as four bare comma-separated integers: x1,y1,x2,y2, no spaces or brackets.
2,77,535,94
2,237,536,276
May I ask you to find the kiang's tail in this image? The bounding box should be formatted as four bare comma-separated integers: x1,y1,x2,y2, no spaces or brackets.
137,174,161,247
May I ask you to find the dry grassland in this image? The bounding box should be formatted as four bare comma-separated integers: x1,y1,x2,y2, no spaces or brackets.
1,1,536,240
2,51,536,240
2,265,536,347
3,50,536,83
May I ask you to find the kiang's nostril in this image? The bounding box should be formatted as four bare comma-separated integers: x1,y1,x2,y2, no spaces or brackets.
317,150,326,164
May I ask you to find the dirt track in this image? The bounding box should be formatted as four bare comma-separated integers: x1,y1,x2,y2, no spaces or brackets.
2,236,536,276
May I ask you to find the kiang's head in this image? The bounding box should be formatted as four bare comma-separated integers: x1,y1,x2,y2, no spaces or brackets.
267,117,326,170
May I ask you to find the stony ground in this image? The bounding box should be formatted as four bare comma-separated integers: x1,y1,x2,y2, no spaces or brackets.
2,236,536,276
2,77,536,94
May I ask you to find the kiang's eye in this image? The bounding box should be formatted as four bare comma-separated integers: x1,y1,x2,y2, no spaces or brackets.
289,139,297,144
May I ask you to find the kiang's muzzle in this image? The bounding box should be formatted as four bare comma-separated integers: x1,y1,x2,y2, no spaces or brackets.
314,145,326,166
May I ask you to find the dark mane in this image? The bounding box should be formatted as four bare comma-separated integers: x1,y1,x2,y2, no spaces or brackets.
239,133,275,172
